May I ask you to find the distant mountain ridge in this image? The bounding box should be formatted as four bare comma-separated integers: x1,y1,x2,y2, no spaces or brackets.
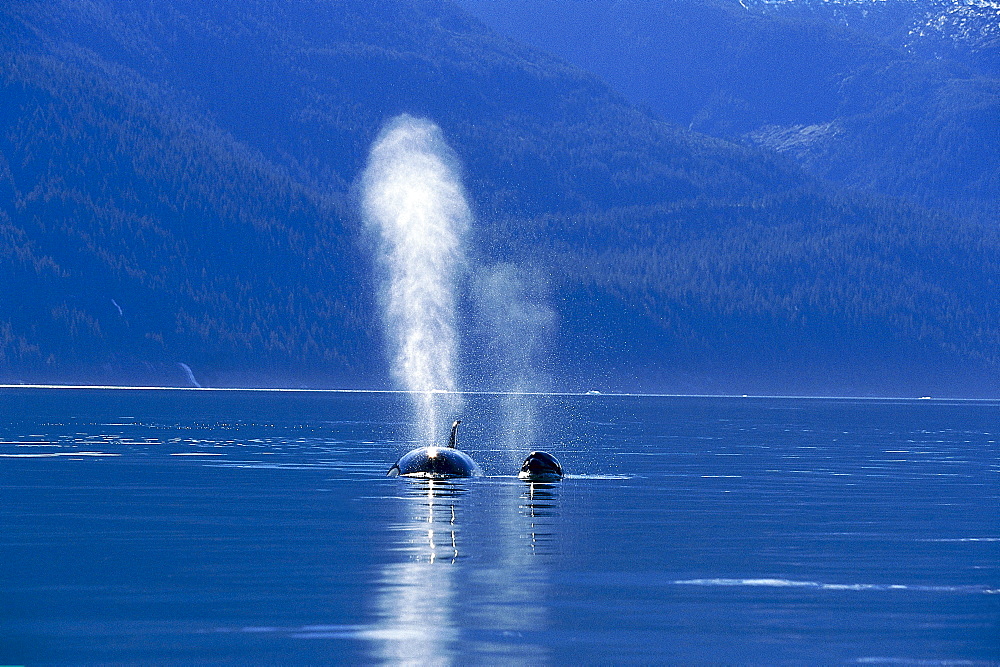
456,0,1000,223
747,0,1000,70
2,0,1000,396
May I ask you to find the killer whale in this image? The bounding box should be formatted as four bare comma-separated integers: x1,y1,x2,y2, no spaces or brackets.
518,450,563,482
387,419,483,478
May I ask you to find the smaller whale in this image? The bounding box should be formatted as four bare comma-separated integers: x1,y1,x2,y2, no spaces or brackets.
518,451,563,482
387,419,483,479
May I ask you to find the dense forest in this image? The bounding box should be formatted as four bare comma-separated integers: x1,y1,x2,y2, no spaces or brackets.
1,0,999,396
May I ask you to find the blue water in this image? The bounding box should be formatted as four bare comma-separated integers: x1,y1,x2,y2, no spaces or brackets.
1,388,997,664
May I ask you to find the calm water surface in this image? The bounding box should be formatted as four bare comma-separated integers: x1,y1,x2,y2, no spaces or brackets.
1,388,997,664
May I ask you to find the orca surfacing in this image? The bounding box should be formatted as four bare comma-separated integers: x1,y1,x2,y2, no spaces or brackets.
387,419,483,479
518,450,563,482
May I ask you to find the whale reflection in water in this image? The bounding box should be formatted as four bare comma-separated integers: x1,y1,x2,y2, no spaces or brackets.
369,474,553,663
520,480,560,556
399,477,467,564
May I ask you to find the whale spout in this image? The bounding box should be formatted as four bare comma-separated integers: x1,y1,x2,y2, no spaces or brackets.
388,419,482,478
518,451,563,482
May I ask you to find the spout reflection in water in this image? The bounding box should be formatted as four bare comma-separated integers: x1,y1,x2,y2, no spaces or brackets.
369,479,559,663
370,479,463,663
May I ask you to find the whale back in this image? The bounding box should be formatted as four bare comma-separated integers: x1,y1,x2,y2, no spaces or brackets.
388,446,483,478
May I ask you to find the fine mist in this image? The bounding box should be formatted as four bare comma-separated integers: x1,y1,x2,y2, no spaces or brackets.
361,115,469,445
474,264,556,463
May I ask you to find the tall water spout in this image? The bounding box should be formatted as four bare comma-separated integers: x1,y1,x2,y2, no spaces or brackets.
361,115,469,445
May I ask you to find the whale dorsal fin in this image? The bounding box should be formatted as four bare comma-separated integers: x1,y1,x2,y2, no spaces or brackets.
448,419,461,448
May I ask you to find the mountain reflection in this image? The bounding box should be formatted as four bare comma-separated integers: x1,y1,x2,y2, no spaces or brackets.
369,477,557,663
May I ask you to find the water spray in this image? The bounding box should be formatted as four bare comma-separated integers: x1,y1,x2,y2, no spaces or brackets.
360,115,469,445
472,264,555,464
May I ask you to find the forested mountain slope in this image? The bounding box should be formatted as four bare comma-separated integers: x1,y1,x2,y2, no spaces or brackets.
1,0,998,396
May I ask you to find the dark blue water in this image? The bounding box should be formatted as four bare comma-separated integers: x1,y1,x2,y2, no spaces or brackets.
1,388,997,664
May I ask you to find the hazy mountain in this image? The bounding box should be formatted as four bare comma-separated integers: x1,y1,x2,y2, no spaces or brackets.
746,0,1000,75
2,0,999,396
456,0,1000,222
